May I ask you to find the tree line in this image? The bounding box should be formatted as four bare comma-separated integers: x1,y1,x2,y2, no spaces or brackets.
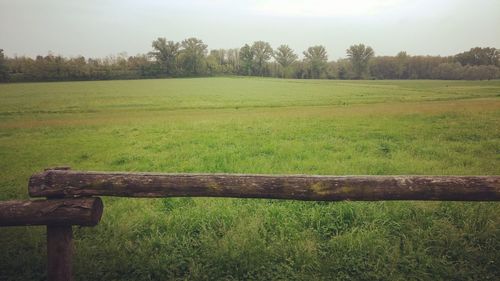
0,39,499,82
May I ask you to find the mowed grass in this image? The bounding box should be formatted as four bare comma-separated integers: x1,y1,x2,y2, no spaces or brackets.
0,77,499,280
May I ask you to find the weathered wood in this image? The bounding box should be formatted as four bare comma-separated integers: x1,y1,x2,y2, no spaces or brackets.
0,198,103,226
29,170,500,201
47,225,73,281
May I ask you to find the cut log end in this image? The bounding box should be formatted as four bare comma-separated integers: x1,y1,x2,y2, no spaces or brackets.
88,197,104,226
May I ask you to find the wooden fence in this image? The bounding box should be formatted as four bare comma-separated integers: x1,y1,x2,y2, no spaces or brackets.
1,167,499,281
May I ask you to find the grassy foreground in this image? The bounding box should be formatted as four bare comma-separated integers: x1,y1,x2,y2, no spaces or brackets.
0,77,499,280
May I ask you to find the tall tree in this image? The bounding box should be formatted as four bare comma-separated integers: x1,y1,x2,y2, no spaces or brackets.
149,38,180,75
239,44,254,76
303,45,328,79
346,44,374,79
0,49,9,82
226,48,240,73
396,51,409,79
251,41,273,76
274,45,298,78
179,37,208,75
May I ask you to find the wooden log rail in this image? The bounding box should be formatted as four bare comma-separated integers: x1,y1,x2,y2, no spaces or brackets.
1,168,499,280
29,170,500,201
0,198,103,227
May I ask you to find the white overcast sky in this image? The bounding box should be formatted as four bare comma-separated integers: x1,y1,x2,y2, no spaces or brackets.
0,0,499,59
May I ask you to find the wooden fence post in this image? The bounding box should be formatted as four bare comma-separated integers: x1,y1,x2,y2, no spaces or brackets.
47,225,73,281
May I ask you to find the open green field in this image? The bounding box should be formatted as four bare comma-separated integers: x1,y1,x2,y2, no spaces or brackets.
0,77,499,280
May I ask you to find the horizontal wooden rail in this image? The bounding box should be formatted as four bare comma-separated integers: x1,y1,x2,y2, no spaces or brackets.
0,198,103,227
29,170,500,201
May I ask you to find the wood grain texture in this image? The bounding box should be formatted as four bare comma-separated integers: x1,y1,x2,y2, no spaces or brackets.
29,170,500,201
0,198,103,226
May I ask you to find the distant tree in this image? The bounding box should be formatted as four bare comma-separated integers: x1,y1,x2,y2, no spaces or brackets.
274,44,298,78
455,47,500,67
127,54,156,77
3,39,499,82
239,44,254,76
226,48,240,73
346,44,374,79
463,65,499,80
291,61,308,79
179,37,208,75
336,58,354,79
303,45,328,79
396,51,409,79
269,61,281,78
325,61,339,79
479,65,500,80
149,38,180,75
407,56,446,79
65,56,88,80
0,49,9,82
432,62,464,80
210,49,226,66
251,41,273,76
369,56,398,79
207,49,240,75
206,51,222,75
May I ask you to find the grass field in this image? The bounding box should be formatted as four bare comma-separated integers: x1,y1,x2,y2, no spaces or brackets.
0,77,499,280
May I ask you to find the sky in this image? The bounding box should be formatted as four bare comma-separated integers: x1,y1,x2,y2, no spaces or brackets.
0,0,499,59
